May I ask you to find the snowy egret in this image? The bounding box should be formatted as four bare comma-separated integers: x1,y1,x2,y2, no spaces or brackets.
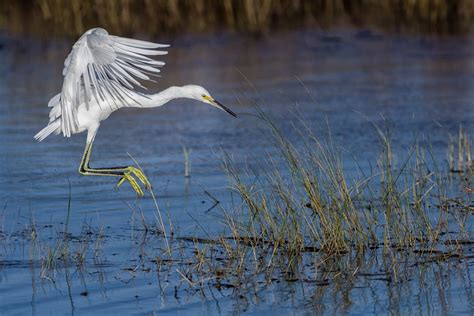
35,27,236,197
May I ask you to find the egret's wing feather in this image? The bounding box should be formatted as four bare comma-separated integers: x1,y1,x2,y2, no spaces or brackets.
48,93,61,107
59,27,168,137
109,35,169,48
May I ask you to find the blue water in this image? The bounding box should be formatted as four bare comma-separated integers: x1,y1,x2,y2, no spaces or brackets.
0,28,473,314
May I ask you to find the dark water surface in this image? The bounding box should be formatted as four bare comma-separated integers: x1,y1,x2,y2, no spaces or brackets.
1,28,473,314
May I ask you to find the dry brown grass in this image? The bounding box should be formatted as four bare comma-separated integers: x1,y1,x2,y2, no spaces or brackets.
1,0,474,37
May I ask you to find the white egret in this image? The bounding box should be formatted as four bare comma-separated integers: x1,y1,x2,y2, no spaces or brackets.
35,27,236,197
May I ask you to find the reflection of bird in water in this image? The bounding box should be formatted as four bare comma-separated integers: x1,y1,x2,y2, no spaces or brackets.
35,27,236,197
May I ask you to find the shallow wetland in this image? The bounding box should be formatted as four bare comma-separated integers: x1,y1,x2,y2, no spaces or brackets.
0,28,473,314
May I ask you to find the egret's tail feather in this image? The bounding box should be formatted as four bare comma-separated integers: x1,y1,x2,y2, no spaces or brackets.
34,120,61,142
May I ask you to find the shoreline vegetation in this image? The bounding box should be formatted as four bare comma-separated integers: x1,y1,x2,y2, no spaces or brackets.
2,0,474,37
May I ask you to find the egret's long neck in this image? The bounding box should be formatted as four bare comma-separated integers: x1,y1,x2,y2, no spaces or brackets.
138,86,188,108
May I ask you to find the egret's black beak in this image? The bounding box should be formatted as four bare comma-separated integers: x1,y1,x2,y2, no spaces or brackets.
213,99,237,117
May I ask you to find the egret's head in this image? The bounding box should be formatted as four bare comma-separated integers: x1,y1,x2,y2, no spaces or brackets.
183,85,237,117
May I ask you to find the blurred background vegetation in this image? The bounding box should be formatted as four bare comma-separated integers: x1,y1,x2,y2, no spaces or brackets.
1,0,474,37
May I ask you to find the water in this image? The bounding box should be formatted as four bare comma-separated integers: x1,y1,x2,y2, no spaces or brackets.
0,28,473,314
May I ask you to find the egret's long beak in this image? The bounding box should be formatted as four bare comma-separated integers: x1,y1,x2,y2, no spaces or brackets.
212,99,237,117
204,95,237,117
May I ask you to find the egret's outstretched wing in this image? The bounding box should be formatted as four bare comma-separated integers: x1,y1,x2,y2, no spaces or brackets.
60,27,168,137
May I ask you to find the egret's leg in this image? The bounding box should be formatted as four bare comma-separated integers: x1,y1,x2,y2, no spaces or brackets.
78,140,151,197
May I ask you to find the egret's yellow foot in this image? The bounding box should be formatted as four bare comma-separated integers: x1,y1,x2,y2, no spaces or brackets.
116,166,151,197
127,166,152,190
117,171,143,197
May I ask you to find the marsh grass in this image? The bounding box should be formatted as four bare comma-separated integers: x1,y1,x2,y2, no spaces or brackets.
448,125,473,174
210,110,473,282
183,145,191,178
21,220,105,280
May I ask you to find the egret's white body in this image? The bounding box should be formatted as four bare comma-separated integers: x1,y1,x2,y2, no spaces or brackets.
35,27,235,196
36,85,225,142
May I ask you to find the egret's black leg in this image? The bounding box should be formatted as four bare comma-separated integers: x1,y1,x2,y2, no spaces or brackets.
78,140,151,196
